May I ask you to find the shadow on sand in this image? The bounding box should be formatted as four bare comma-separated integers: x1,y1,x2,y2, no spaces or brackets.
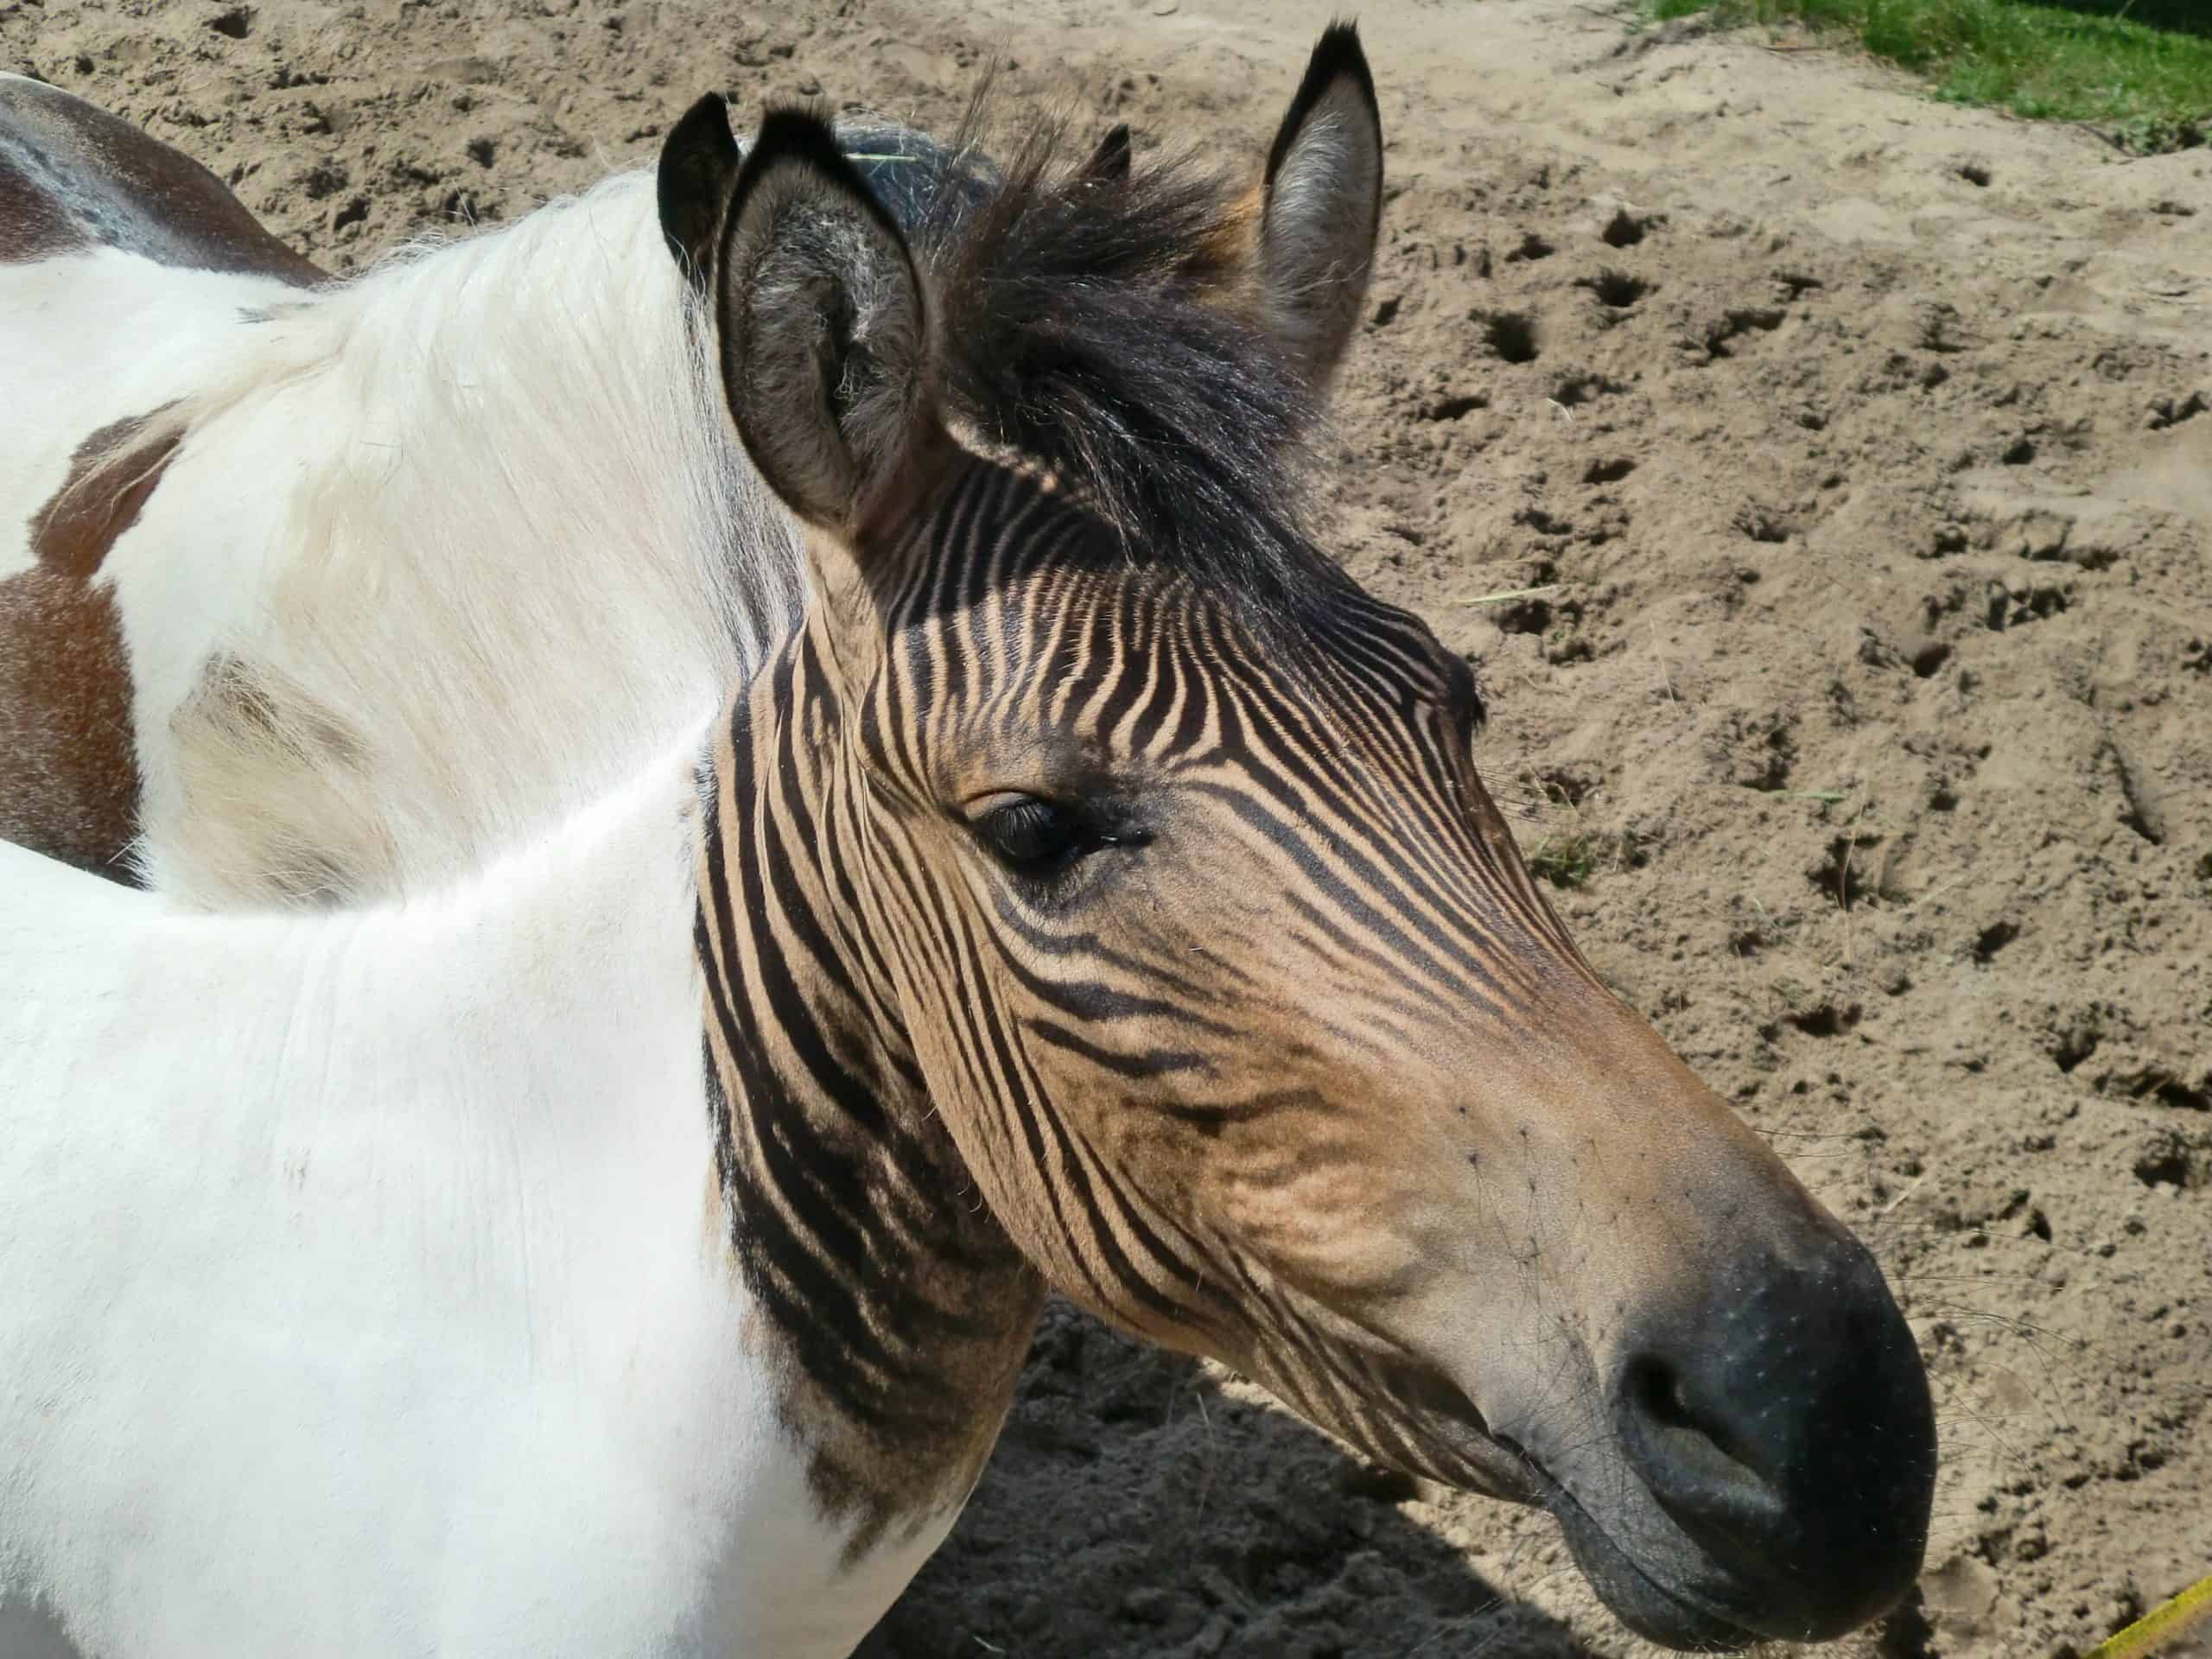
863,1299,1597,1659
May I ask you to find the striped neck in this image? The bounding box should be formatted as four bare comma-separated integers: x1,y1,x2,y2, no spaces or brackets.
692,627,1044,1559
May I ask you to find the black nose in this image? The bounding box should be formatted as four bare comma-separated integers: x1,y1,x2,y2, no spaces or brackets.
1612,1236,1937,1642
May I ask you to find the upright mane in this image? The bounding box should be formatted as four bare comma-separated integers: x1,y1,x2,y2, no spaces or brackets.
901,100,1351,625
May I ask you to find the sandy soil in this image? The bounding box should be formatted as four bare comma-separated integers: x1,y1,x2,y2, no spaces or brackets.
5,0,2207,1653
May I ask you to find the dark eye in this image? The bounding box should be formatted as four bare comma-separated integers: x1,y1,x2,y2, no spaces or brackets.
972,794,1145,880
976,796,1090,874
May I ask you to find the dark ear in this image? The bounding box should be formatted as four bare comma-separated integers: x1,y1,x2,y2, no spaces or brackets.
1255,23,1383,389
712,108,934,531
1084,123,1132,183
658,93,742,283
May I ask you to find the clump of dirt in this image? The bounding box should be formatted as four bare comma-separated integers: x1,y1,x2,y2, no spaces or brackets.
9,1,2205,1654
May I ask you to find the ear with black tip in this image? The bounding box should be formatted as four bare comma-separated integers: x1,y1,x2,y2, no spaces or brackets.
1084,123,1132,183
713,106,935,532
658,92,742,284
1255,22,1384,389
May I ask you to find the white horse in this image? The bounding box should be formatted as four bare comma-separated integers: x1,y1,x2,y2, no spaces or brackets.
0,66,1022,908
2,29,1938,1659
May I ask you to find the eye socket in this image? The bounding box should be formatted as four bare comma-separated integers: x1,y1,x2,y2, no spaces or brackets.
971,794,1134,880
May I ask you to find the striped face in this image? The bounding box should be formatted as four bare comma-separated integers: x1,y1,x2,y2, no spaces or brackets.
823,460,1618,1477
672,37,1936,1649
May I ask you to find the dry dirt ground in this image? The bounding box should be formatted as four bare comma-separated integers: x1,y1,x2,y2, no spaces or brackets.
5,0,2208,1654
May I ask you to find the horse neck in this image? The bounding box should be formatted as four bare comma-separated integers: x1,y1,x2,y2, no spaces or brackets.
144,171,806,903
2,723,721,1320
696,627,1046,1558
286,722,715,1134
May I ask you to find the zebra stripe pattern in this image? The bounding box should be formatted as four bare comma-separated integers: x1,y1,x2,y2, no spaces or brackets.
693,454,1615,1541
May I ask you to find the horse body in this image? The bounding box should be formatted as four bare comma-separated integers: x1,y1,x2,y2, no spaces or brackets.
0,733,947,1659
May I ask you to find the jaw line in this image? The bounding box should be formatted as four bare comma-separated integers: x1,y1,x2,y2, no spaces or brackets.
1370,1357,1543,1503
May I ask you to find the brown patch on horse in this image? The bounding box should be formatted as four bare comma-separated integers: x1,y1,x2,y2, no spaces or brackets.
0,411,182,878
0,75,323,283
30,414,181,581
0,572,139,876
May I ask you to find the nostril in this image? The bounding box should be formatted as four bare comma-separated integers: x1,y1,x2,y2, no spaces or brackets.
1628,1356,1697,1432
1621,1354,1772,1497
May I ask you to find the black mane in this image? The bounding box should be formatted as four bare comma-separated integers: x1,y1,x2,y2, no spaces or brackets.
885,102,1353,625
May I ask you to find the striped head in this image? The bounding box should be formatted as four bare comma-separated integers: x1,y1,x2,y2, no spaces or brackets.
663,29,1935,1649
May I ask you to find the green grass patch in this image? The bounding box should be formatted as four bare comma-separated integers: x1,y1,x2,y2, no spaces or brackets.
1527,831,1609,890
1644,0,2212,151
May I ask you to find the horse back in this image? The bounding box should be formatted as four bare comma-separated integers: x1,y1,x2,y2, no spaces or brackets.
0,73,322,283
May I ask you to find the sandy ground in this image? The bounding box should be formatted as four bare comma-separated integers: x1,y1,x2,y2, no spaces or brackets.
5,0,2208,1653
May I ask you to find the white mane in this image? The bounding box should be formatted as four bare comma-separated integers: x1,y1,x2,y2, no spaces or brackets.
106,170,806,907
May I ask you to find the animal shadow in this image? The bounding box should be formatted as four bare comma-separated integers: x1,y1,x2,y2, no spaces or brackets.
863,1299,1595,1658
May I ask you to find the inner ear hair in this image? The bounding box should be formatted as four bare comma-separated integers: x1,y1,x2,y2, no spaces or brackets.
1256,22,1385,388
715,106,936,533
